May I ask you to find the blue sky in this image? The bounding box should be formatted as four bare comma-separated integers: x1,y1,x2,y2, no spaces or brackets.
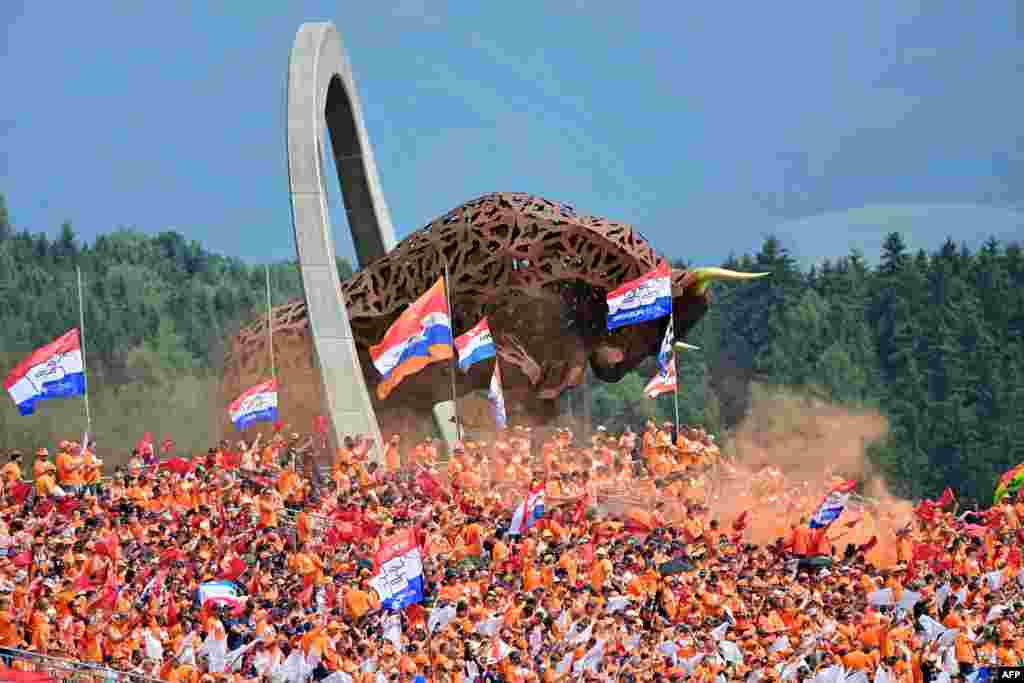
2,1,1021,267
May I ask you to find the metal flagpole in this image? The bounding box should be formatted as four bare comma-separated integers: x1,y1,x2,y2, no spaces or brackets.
670,305,680,441
76,266,92,434
439,255,462,441
266,265,276,381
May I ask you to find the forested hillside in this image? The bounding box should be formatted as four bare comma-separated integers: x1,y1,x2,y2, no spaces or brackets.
2,192,1023,503
0,194,349,454
589,233,1024,503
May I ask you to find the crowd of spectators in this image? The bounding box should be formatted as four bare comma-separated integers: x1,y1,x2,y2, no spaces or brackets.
0,420,1020,683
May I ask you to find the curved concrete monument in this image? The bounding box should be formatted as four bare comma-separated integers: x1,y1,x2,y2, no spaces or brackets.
286,23,395,459
223,23,767,450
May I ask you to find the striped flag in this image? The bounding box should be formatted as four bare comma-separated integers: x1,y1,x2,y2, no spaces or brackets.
644,359,676,399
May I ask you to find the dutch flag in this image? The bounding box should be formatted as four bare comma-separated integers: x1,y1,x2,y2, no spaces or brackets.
454,318,497,371
810,480,858,529
508,485,546,536
606,261,673,331
3,329,87,416
228,379,279,431
370,529,425,611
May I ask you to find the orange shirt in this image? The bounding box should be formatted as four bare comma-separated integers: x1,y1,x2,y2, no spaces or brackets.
0,610,22,647
345,588,378,620
385,445,401,473
81,451,101,485
0,462,21,486
56,451,83,486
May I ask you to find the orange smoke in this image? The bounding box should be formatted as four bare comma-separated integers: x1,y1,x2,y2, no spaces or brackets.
710,384,913,566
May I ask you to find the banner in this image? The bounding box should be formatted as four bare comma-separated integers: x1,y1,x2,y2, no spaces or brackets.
4,328,86,416
228,380,279,431
370,529,424,611
606,262,672,331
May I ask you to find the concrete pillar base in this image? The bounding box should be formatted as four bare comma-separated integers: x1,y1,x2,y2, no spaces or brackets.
432,401,459,455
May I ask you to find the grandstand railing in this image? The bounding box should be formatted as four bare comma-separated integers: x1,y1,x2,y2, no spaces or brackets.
0,648,163,683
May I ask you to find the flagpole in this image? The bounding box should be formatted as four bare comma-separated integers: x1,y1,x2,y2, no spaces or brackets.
669,298,680,440
265,265,276,381
439,253,462,441
76,266,92,434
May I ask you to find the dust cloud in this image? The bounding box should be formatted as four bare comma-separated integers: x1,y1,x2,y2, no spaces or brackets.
709,384,914,566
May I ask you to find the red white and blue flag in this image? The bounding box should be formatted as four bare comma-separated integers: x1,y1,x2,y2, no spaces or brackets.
370,529,425,611
644,359,676,399
370,278,454,400
228,379,279,431
489,361,508,430
606,261,673,331
509,484,546,536
810,480,858,529
197,580,243,609
454,317,496,371
657,317,675,374
3,328,87,416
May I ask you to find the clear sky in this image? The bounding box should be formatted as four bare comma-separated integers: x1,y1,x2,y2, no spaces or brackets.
2,1,1021,268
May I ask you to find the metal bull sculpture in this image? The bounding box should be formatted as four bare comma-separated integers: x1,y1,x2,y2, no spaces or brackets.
224,191,765,442
221,23,764,450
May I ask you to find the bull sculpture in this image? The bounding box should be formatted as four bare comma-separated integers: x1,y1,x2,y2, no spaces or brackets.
223,192,764,441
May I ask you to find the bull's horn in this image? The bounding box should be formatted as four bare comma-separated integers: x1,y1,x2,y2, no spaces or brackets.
689,267,770,295
674,342,701,352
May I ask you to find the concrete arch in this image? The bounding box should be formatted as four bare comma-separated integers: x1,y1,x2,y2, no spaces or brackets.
286,23,395,458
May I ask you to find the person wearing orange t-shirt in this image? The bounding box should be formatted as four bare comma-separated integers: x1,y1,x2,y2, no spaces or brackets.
257,489,281,529
55,444,84,496
384,435,402,474
785,518,814,557
80,446,102,495
0,598,23,650
0,453,22,491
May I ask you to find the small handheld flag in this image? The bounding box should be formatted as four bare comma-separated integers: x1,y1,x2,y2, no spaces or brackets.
454,317,496,371
4,328,87,416
810,480,858,529
606,262,672,331
229,380,279,431
509,485,546,536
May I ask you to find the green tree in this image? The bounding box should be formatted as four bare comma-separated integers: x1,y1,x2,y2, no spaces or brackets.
0,194,11,242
